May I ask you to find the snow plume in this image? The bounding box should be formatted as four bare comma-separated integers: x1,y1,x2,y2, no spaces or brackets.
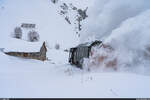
81,0,150,75
81,0,150,41
105,10,150,74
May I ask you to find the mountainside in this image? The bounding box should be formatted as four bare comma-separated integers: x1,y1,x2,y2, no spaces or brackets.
0,0,80,50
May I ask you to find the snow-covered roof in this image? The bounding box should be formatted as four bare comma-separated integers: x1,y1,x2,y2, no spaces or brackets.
75,40,102,48
3,38,44,52
77,42,91,47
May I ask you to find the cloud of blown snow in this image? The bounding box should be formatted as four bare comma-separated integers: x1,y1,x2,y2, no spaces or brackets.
104,10,150,74
81,0,150,41
81,0,150,75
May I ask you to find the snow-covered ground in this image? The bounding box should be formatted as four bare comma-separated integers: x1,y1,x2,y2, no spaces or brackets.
1,50,150,98
0,0,150,98
1,52,150,98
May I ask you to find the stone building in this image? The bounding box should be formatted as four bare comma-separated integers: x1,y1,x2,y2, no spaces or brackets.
4,42,47,61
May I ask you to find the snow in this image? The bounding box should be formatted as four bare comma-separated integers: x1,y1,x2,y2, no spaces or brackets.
0,0,150,98
0,0,79,50
81,0,150,75
1,52,150,98
81,0,150,41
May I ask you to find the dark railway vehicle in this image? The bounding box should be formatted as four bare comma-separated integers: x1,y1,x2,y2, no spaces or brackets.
69,40,102,68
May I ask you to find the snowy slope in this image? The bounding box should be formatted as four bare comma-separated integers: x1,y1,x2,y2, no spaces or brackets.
0,0,150,98
0,52,150,98
0,0,79,50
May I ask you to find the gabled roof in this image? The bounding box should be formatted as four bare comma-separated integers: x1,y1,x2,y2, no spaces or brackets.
3,38,44,52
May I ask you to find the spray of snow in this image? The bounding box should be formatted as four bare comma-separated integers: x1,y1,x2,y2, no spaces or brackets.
81,0,150,41
81,0,150,75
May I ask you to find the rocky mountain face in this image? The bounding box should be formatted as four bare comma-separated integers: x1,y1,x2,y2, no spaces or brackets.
50,0,88,37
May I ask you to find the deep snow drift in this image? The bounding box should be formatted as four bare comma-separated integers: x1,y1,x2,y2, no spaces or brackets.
0,0,150,98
